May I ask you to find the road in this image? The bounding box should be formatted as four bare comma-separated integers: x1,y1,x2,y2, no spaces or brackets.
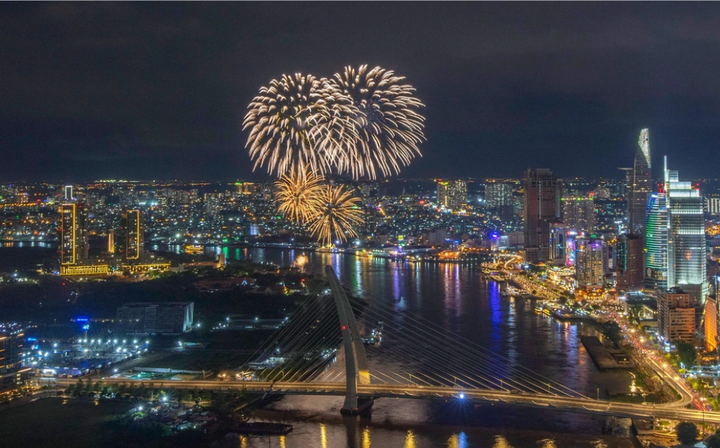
48,377,720,424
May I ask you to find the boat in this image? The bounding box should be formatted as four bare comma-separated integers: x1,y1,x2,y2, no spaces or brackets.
184,245,203,254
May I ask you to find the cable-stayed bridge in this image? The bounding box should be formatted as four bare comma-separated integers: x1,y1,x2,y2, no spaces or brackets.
55,266,711,423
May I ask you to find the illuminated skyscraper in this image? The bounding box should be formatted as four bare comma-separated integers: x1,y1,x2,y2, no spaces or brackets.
665,158,708,305
575,237,605,289
628,129,652,234
644,157,708,305
117,210,143,261
705,297,717,352
64,185,73,201
523,169,562,263
58,202,88,265
561,195,595,234
436,180,467,210
485,181,514,220
645,192,668,290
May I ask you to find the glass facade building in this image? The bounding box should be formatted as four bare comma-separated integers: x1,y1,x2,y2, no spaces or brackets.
665,166,708,305
645,192,668,290
644,157,708,305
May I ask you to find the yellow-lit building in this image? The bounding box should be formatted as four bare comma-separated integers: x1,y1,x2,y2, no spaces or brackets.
705,297,717,352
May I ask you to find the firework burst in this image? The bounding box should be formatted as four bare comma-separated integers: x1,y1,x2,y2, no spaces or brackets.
328,65,425,179
274,168,324,223
307,184,364,245
243,73,357,177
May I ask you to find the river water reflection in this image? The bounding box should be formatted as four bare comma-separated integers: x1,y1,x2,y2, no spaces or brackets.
210,247,633,448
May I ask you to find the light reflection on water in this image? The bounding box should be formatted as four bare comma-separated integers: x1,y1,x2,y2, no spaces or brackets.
163,246,632,447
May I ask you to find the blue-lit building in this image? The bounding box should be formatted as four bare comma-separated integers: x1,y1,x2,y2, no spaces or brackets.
645,192,668,290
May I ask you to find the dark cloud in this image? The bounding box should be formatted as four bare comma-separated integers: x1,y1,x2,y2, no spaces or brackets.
1,3,719,181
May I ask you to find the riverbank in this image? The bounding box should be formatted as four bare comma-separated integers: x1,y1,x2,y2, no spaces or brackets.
582,336,634,370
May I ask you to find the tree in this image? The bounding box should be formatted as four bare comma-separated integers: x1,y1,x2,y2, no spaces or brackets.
73,379,84,396
676,341,697,368
676,421,698,445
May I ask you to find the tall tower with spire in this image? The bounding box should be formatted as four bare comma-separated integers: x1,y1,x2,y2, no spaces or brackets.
628,129,652,235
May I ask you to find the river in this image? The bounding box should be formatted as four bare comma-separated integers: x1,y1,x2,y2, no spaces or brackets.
211,246,634,447
2,244,636,447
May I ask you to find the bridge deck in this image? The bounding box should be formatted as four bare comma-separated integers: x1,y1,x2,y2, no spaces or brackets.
52,377,714,424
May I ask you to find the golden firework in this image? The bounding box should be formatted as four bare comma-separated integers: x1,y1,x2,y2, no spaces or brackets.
274,168,324,223
328,65,426,179
307,184,364,245
243,73,358,177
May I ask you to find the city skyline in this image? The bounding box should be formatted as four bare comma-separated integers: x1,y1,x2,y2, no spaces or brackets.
2,3,720,181
3,4,720,446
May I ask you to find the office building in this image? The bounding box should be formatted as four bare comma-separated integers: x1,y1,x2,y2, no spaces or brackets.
705,297,717,352
436,180,467,210
485,181,514,220
0,331,23,373
0,330,29,390
575,237,605,289
664,158,708,305
64,185,73,201
116,302,194,335
645,192,668,290
705,195,720,217
657,288,695,344
616,233,644,292
562,195,595,234
523,169,563,263
117,210,143,261
628,129,652,235
58,202,88,265
549,223,570,266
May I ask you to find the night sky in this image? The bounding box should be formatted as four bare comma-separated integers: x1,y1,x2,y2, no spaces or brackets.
1,3,719,182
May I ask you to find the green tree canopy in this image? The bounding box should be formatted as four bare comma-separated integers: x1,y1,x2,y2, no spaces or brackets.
676,341,697,368
676,421,698,445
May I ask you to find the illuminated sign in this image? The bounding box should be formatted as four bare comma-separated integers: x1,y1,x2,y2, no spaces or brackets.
75,317,89,322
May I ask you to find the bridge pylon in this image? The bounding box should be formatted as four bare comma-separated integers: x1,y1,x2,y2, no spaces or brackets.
325,265,373,416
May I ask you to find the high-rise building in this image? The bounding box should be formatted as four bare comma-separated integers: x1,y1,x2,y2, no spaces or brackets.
616,233,644,292
523,169,563,263
0,331,23,373
561,195,595,234
107,229,115,253
485,181,514,220
628,129,652,235
657,287,695,344
575,237,605,289
705,195,720,217
705,297,717,352
549,223,569,266
58,202,88,265
64,185,73,201
644,158,709,305
645,192,668,290
665,158,708,306
117,210,143,261
436,180,467,210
